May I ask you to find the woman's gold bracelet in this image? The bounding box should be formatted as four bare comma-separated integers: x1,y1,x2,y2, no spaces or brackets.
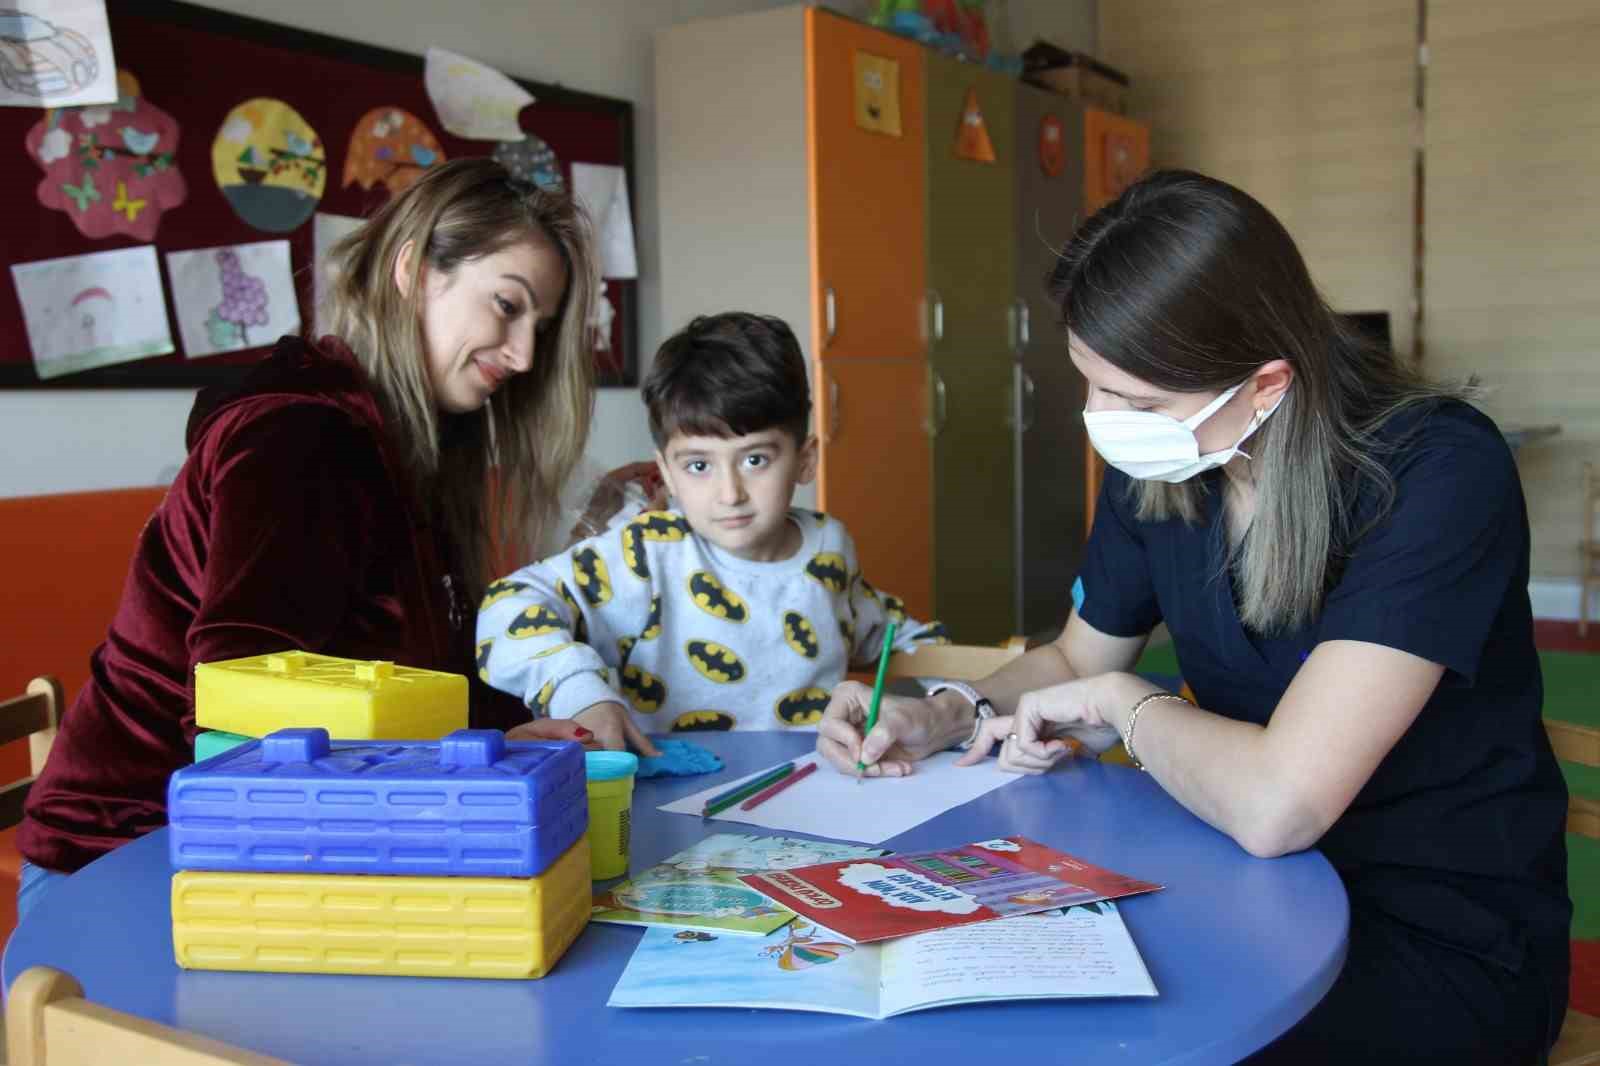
1123,692,1191,770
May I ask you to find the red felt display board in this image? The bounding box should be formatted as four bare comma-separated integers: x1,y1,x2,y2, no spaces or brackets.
0,0,636,388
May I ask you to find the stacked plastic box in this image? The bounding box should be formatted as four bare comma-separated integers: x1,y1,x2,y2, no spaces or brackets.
168,726,592,979
191,651,470,761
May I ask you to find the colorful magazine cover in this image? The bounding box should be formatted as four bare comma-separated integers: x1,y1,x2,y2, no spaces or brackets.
737,836,1162,943
592,833,887,936
608,902,1158,1018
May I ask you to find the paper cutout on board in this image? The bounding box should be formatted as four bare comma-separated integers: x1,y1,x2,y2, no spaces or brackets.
0,1,118,107
953,87,995,163
493,133,562,190
212,98,326,233
342,107,445,196
570,162,636,280
853,51,901,137
1039,114,1064,177
424,46,533,142
1102,129,1140,199
10,245,174,379
27,69,187,240
165,240,299,358
312,212,362,331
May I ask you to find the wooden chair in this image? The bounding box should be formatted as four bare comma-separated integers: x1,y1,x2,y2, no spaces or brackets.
6,966,289,1066
886,637,1027,681
1554,1006,1600,1066
1547,718,1600,840
1583,461,1599,637
0,677,63,830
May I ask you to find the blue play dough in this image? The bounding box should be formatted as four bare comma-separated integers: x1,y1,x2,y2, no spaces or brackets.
635,740,723,779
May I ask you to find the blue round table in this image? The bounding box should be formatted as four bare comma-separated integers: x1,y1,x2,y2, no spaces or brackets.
3,732,1347,1064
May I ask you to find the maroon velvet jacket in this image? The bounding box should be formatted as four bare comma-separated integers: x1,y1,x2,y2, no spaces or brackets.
20,336,524,872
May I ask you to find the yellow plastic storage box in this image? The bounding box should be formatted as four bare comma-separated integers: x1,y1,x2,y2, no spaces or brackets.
194,651,467,740
172,835,591,979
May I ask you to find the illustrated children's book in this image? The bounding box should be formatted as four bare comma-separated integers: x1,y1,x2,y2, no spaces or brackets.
608,902,1158,1018
591,833,887,937
737,836,1161,943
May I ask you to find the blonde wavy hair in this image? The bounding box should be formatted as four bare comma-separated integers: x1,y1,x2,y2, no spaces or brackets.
318,157,597,600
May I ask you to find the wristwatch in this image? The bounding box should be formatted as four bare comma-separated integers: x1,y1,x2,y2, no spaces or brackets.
920,678,995,751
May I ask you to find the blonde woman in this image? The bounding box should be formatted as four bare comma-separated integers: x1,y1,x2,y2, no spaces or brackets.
817,171,1569,1063
19,159,600,911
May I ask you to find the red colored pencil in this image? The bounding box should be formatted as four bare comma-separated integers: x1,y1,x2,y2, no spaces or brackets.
739,760,819,810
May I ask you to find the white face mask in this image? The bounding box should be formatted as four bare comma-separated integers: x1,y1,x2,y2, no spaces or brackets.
1083,381,1285,483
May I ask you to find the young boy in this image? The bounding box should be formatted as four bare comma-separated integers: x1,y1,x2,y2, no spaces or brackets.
477,312,946,752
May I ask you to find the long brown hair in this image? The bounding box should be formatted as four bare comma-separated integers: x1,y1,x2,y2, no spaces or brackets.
1050,170,1474,633
318,157,597,599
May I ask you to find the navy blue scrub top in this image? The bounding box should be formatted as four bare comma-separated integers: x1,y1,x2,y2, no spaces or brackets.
1076,400,1569,993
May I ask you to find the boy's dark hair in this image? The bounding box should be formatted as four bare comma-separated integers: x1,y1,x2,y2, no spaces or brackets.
642,312,812,449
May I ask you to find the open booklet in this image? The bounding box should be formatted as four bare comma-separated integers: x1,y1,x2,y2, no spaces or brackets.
737,835,1162,943
592,834,887,936
608,902,1157,1019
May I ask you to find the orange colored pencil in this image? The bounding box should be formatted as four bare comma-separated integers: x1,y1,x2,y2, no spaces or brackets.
739,760,819,810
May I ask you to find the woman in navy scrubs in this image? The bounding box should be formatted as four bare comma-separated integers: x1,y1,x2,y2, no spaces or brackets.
816,170,1570,1063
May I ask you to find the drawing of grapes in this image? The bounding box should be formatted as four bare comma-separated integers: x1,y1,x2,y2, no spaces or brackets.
206,248,268,349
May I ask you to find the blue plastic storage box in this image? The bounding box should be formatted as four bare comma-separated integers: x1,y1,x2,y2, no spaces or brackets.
169,728,588,878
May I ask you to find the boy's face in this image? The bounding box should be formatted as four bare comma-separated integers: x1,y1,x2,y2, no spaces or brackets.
655,428,817,561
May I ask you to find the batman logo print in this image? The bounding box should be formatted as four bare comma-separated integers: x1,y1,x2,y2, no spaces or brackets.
688,571,748,622
621,664,667,713
774,687,830,726
804,552,849,593
475,638,493,682
555,579,588,643
686,640,746,684
506,603,564,640
671,710,737,732
782,611,820,659
572,547,613,607
480,578,531,610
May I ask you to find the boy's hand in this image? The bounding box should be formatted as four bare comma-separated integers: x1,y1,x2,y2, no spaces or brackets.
505,718,602,749
573,700,662,757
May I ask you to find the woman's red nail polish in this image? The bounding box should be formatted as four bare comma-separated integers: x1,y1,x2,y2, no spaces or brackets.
574,727,593,738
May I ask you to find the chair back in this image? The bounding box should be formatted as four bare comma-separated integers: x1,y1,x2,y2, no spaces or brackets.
887,639,1026,681
0,677,62,830
6,965,290,1066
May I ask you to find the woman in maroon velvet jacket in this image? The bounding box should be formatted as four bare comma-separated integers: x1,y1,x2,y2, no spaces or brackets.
18,158,601,907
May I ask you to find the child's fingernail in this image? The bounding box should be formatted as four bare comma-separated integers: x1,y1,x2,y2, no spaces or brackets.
575,727,593,738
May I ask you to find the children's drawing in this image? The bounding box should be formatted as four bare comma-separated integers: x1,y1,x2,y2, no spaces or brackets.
759,924,855,972
212,98,325,233
165,240,299,359
852,51,901,137
0,2,118,107
342,107,445,197
10,246,173,379
424,46,533,142
953,86,996,163
26,68,186,240
312,212,363,332
493,133,561,190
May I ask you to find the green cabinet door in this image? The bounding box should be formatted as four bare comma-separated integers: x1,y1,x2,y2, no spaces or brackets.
926,53,1016,644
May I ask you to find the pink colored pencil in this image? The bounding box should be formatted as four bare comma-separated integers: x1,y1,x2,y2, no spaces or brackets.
739,760,819,810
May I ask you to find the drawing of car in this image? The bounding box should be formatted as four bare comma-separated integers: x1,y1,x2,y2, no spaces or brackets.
0,9,98,97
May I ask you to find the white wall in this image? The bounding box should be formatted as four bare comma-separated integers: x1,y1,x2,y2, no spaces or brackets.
1,0,1096,498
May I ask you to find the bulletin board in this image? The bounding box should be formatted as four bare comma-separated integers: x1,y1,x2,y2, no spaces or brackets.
0,0,638,388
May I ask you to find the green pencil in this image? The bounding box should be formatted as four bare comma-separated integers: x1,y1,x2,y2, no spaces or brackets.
857,619,899,781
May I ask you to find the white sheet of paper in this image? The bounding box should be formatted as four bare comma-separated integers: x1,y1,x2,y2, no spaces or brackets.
312,212,363,332
0,2,118,108
570,162,637,279
424,46,534,142
658,752,1018,844
11,245,173,379
164,240,299,358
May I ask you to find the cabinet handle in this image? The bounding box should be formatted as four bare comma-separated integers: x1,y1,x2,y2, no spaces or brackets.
823,286,837,347
927,369,948,438
826,371,841,444
1018,298,1031,349
1021,369,1038,433
927,289,944,345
